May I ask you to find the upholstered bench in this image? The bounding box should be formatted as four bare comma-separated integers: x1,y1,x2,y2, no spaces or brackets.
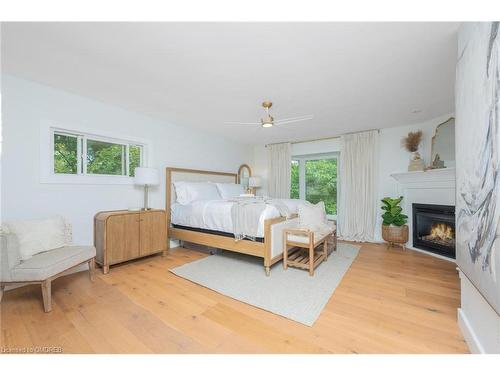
0,217,96,312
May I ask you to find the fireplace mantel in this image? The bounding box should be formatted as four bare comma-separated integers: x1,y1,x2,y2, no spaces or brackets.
390,167,456,261
391,168,455,189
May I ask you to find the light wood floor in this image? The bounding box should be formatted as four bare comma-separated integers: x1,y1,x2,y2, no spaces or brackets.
0,242,468,354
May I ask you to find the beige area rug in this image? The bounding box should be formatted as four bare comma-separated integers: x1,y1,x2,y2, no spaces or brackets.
170,242,360,326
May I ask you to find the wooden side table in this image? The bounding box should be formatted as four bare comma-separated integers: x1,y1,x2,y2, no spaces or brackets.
94,209,167,274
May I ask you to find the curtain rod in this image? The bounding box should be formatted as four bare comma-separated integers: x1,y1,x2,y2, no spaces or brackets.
265,128,380,148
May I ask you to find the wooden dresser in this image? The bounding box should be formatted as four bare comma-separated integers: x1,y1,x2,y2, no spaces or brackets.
94,209,167,274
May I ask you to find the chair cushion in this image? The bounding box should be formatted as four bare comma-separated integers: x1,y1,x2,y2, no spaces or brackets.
287,231,332,246
10,245,96,282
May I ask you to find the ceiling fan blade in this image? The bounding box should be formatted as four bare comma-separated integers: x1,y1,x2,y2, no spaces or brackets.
224,121,261,125
274,115,314,124
275,116,314,125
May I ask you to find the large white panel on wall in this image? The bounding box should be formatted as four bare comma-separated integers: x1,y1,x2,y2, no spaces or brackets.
456,22,500,315
456,22,500,353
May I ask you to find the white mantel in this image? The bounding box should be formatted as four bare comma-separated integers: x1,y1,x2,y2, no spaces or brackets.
391,168,456,188
390,168,456,261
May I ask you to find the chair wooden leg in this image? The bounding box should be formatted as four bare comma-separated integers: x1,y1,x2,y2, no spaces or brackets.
265,266,270,276
88,258,96,281
0,284,4,303
41,280,52,313
323,239,328,261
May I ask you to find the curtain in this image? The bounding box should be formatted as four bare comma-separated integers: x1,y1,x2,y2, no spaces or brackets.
267,143,292,198
338,130,379,241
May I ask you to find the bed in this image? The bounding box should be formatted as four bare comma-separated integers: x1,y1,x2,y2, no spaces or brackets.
165,167,301,275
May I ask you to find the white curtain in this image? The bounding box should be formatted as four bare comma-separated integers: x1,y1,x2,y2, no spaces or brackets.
338,130,379,241
267,143,292,198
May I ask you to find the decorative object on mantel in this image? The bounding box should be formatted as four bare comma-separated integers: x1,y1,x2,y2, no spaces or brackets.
430,153,445,169
402,130,425,171
430,117,455,169
381,196,409,250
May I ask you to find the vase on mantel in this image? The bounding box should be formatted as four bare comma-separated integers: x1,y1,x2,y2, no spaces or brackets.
408,151,425,172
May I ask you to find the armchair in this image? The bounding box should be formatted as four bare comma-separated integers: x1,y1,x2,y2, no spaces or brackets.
0,218,96,312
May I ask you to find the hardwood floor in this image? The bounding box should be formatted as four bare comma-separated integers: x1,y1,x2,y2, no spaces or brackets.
0,242,469,353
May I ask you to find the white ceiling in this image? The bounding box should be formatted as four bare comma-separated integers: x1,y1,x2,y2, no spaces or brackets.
1,22,459,145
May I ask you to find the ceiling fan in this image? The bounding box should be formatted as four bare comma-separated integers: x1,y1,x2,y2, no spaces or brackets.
224,101,313,128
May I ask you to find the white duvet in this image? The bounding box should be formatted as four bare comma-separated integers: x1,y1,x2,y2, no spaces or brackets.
171,199,303,238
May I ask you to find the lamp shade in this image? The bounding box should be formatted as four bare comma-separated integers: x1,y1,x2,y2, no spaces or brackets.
134,167,159,186
248,176,261,188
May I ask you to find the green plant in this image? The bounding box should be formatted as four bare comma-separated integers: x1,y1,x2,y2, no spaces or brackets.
381,196,408,226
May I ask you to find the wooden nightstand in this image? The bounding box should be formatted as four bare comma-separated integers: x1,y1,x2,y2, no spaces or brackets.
94,209,167,274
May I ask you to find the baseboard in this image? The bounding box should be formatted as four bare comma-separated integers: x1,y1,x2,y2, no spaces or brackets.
458,308,484,353
405,246,456,263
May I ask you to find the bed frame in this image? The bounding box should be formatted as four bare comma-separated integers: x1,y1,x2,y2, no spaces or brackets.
165,167,291,275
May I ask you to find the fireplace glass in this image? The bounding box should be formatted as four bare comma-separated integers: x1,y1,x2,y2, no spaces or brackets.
412,203,455,259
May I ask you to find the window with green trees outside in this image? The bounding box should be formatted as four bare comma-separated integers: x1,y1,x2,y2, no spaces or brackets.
290,156,338,216
53,130,144,177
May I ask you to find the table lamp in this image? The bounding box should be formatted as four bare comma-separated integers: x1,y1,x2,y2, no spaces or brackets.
248,176,261,195
134,167,159,210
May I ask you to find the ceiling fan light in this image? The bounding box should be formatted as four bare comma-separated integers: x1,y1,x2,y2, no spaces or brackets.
261,121,273,128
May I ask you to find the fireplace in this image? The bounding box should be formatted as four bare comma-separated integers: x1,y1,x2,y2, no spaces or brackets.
412,203,455,259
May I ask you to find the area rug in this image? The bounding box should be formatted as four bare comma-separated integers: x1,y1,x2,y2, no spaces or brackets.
170,242,360,326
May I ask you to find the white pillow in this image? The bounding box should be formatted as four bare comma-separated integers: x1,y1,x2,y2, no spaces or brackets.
297,201,331,233
174,181,221,205
3,216,67,261
215,183,245,199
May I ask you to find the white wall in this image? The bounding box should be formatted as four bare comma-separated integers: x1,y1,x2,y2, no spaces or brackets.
1,75,253,245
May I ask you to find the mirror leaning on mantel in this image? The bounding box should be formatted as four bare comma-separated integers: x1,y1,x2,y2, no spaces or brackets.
430,117,455,169
237,164,252,190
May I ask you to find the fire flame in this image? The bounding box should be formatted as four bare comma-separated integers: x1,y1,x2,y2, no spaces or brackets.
429,223,454,241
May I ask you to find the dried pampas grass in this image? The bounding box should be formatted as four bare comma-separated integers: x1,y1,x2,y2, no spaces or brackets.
402,131,423,152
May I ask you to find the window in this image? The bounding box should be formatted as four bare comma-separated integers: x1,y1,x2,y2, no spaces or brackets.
305,158,337,215
54,133,78,174
290,154,338,217
52,129,144,178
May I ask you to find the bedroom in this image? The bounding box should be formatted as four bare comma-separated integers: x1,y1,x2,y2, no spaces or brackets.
0,0,499,369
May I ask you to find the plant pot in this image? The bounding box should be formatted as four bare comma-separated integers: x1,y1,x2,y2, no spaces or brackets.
382,224,409,250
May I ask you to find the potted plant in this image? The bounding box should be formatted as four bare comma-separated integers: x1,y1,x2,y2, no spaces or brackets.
381,196,409,250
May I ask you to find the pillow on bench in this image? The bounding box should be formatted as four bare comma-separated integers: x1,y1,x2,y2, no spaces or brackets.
297,201,332,234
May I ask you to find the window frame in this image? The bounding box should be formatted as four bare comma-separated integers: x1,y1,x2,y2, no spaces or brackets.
292,152,339,220
40,122,152,185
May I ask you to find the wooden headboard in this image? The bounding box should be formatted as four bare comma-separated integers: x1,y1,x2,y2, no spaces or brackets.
165,167,238,228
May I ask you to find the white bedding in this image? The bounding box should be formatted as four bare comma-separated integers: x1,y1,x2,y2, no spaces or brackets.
171,199,303,238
